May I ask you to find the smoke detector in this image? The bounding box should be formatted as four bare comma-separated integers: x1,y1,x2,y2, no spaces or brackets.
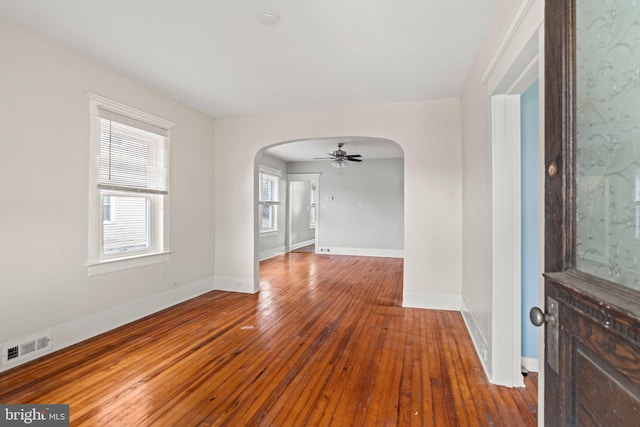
256,10,280,27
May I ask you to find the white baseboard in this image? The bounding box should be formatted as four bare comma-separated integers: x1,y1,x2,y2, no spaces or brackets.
0,276,216,373
521,357,539,373
461,297,491,380
259,246,286,261
214,275,257,294
316,247,404,258
402,290,461,311
290,239,315,250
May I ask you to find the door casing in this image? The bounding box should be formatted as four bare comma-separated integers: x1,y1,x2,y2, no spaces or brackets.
287,173,320,252
487,21,545,400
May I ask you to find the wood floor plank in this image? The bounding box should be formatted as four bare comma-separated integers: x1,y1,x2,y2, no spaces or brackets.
0,254,537,426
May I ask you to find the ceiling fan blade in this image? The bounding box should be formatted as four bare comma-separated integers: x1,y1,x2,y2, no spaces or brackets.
314,143,363,163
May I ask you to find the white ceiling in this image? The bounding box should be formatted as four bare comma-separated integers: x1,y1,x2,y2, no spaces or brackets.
0,0,498,118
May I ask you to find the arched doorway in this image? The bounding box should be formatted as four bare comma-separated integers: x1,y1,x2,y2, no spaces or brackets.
255,136,405,287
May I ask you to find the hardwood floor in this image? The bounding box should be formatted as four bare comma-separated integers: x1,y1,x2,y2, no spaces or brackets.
0,254,537,426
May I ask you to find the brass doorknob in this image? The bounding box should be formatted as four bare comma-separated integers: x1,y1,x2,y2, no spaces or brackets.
530,306,556,326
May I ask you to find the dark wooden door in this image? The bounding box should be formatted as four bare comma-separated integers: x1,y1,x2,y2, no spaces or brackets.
543,0,640,425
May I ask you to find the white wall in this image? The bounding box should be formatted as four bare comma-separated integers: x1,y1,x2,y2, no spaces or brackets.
288,158,403,256
257,154,288,260
214,99,462,309
0,19,216,369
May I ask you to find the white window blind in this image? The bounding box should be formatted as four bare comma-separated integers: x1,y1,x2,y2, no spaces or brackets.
259,168,280,232
260,174,279,203
97,108,169,195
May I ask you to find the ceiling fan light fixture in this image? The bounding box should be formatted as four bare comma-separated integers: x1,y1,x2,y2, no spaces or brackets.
331,158,348,168
314,143,361,168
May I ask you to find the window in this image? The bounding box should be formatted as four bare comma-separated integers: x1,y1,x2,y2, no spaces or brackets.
259,168,281,233
102,195,114,224
87,93,174,274
102,194,151,255
309,181,317,228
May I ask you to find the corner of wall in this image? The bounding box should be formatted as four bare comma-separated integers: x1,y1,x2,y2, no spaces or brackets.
259,246,287,261
214,275,257,294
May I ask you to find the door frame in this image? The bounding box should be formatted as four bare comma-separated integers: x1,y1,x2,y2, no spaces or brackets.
486,9,545,408
286,173,320,253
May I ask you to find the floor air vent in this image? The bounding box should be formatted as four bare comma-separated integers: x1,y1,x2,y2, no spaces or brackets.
7,346,19,361
2,331,52,366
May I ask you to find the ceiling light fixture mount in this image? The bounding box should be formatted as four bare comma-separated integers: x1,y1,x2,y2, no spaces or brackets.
256,10,280,27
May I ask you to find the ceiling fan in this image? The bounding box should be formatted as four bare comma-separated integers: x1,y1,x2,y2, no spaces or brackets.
315,143,362,168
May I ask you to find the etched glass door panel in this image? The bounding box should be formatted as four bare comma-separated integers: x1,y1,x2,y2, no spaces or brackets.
576,0,640,290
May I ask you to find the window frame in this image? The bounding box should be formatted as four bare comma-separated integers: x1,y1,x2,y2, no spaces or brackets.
102,195,115,224
86,93,174,276
258,167,281,234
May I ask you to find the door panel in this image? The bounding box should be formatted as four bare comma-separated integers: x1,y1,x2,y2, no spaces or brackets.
544,0,640,426
542,272,640,425
545,272,640,425
575,347,639,426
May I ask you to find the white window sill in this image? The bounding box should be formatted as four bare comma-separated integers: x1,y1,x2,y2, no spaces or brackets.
87,251,171,276
259,230,279,237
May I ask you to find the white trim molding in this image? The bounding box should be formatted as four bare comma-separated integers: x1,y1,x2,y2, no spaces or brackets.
490,94,525,388
316,247,403,258
461,298,491,379
214,275,258,294
85,92,175,129
88,252,171,276
482,0,544,393
481,0,539,83
259,246,287,261
290,239,315,250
